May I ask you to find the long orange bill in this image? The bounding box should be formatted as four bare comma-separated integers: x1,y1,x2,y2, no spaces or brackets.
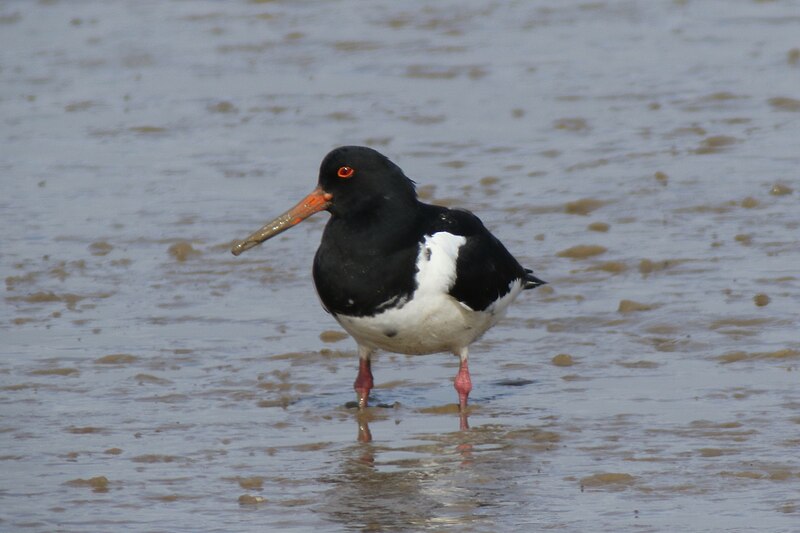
231,187,332,256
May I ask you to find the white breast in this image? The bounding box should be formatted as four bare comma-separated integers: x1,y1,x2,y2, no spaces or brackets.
334,232,523,355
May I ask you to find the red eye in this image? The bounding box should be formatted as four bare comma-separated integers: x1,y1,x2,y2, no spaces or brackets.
337,166,354,179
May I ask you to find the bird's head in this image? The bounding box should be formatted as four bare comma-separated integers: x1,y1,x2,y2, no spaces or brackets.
231,146,416,256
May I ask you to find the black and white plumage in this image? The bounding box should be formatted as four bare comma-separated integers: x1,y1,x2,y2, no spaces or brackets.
232,146,545,425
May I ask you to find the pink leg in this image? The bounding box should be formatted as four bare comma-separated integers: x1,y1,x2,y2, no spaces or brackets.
453,348,472,412
353,347,374,409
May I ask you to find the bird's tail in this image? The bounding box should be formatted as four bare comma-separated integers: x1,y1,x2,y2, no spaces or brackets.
523,268,546,289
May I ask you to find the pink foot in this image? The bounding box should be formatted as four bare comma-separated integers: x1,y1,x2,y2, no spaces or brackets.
354,357,373,409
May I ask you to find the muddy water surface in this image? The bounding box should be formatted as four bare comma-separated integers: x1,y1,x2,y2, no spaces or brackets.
2,1,799,531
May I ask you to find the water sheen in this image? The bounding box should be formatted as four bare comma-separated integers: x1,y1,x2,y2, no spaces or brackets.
2,1,799,531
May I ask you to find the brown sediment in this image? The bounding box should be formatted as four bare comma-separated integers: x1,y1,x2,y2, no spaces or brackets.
130,125,166,134
30,367,79,376
740,197,759,209
580,472,636,488
149,494,204,502
13,291,86,308
238,494,267,505
639,258,686,274
709,318,779,337
779,502,798,514
95,353,138,364
416,184,436,200
66,426,103,434
717,349,800,364
318,348,352,359
674,202,735,214
5,271,38,290
617,300,653,313
666,125,706,137
710,318,773,329
698,448,735,457
405,65,486,80
88,241,113,256
419,404,460,414
319,330,348,343
133,373,172,385
719,471,763,479
585,261,627,274
237,477,264,489
691,135,737,154
64,100,98,112
768,96,800,112
539,149,561,158
131,454,182,463
208,101,237,113
587,222,609,232
769,183,793,196
168,241,201,261
553,117,590,132
617,360,659,369
565,158,609,172
561,374,590,382
551,354,574,367
441,159,467,169
565,198,606,215
557,245,607,259
66,476,109,492
332,41,382,52
753,294,770,307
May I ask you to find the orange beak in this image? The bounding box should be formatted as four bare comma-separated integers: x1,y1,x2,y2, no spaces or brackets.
231,187,332,256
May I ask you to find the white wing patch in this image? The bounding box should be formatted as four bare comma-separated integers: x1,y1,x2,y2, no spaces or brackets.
415,232,466,296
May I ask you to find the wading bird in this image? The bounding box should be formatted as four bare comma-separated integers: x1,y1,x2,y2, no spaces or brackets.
232,146,544,428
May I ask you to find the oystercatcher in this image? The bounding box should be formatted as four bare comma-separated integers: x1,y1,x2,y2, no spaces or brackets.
232,146,544,422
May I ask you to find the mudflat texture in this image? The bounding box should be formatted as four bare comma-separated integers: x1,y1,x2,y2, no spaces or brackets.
2,1,799,532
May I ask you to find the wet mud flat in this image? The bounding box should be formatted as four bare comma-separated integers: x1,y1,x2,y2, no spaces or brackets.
2,1,800,531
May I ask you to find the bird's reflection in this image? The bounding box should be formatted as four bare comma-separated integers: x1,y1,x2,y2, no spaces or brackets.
355,410,373,444
353,406,470,443
321,410,486,531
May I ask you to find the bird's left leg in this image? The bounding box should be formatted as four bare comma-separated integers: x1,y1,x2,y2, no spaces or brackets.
354,345,375,410
453,346,472,412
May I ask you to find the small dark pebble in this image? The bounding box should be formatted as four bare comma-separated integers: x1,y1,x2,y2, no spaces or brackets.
495,378,535,387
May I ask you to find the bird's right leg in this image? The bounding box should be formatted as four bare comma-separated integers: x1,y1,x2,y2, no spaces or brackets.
354,345,374,409
453,346,472,430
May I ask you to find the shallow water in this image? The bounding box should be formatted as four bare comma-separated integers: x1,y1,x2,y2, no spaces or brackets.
2,1,799,531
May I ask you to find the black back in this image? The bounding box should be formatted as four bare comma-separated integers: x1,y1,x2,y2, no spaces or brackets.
423,205,533,312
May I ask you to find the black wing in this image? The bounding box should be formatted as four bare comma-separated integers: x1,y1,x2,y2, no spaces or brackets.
422,205,544,312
